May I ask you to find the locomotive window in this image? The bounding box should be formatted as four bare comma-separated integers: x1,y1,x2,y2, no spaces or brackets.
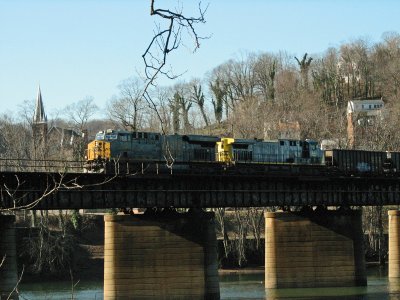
299,141,303,146
95,133,105,140
233,144,250,150
144,133,148,139
105,134,117,140
289,141,296,146
280,141,285,146
119,134,129,142
155,135,159,141
132,132,137,139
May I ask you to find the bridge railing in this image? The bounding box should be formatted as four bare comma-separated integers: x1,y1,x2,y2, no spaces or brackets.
0,158,85,173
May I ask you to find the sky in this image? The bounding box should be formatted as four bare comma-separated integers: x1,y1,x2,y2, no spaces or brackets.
0,0,399,119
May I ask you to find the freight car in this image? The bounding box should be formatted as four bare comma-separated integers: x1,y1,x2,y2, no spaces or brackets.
324,149,396,174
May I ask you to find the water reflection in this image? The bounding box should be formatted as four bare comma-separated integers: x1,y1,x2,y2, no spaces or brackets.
18,266,400,300
20,281,103,300
219,266,400,300
267,286,371,299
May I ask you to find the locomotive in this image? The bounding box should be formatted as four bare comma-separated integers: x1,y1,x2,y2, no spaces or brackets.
85,129,324,172
85,129,396,174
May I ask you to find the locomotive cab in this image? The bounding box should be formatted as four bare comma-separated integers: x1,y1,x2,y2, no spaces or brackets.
383,152,396,173
84,130,113,172
216,138,235,163
86,130,112,161
305,140,323,164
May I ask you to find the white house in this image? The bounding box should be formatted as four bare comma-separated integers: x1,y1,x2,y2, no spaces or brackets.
347,98,385,148
347,98,384,116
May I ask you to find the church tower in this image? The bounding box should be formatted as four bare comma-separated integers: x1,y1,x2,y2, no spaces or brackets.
32,86,48,158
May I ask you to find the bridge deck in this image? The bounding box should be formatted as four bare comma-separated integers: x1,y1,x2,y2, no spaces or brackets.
1,163,400,209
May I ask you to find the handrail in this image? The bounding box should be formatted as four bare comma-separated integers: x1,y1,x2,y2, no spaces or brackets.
0,158,85,173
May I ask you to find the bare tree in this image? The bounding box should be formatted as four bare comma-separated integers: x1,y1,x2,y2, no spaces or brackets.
338,40,374,99
0,115,32,161
254,53,278,101
63,97,98,160
371,32,400,99
65,97,98,133
363,206,387,265
189,80,209,127
231,97,264,138
246,208,264,252
312,48,343,106
107,78,146,131
295,53,313,90
274,68,299,110
209,78,226,124
214,208,231,260
233,208,248,267
177,90,192,133
169,91,181,134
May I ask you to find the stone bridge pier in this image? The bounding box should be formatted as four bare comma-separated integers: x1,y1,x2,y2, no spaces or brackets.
389,210,400,280
104,211,220,300
0,215,18,300
265,209,366,289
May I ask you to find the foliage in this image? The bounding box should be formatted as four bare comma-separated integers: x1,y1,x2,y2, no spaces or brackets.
22,216,77,276
70,209,82,232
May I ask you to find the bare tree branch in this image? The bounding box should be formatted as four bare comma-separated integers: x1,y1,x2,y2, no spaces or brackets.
0,172,118,212
142,1,208,135
7,265,23,300
0,255,5,268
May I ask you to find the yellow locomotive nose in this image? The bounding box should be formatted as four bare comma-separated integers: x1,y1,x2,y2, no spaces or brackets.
216,138,235,163
87,140,111,161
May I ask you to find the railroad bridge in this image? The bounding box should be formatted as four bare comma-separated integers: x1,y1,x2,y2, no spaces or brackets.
1,161,400,299
1,165,400,209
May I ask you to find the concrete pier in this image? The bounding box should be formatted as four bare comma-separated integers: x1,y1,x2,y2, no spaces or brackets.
388,210,400,279
0,215,18,300
104,211,220,300
265,210,366,289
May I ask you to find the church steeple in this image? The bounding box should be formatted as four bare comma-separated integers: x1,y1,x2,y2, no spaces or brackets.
33,86,47,124
32,85,48,158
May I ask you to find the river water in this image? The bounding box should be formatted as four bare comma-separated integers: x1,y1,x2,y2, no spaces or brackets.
19,266,400,299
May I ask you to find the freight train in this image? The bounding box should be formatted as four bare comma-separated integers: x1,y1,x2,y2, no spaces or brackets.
84,129,396,174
